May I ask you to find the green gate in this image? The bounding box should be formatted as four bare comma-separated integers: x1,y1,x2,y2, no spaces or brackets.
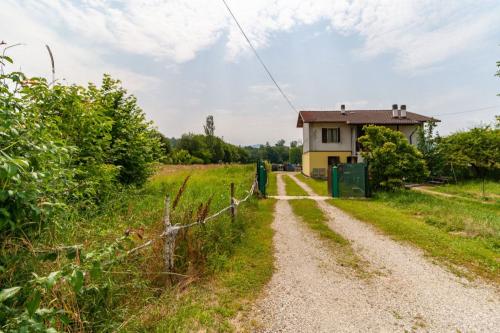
331,163,369,198
256,160,267,196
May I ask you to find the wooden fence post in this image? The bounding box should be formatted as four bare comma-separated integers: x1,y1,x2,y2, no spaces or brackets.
163,195,174,271
230,182,235,223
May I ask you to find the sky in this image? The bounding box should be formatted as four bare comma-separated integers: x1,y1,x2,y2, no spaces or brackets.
2,0,500,146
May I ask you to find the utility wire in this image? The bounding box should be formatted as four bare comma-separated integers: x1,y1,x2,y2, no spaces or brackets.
221,0,298,114
432,105,500,117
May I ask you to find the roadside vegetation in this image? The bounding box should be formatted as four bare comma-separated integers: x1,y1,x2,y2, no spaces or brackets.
432,180,500,203
0,52,272,332
329,190,499,283
283,174,308,196
295,174,329,196
288,200,368,275
127,197,276,332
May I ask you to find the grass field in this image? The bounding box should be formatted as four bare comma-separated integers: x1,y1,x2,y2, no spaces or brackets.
295,174,329,196
283,174,308,196
288,199,368,275
432,180,500,203
330,190,499,282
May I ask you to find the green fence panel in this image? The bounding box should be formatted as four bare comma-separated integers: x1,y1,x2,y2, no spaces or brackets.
337,163,369,198
257,160,267,196
331,166,339,198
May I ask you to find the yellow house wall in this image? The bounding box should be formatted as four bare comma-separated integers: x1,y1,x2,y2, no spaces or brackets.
302,151,351,177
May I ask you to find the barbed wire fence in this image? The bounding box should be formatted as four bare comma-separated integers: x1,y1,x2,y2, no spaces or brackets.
126,177,258,272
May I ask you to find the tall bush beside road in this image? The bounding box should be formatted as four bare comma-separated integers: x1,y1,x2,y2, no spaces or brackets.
358,125,428,190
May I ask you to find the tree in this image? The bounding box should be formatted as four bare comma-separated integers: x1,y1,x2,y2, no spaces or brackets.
358,125,428,189
204,115,215,136
416,120,445,177
440,125,499,179
289,145,302,164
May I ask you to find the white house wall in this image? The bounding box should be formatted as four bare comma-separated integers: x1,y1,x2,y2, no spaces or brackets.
309,122,352,152
303,123,310,153
304,123,421,154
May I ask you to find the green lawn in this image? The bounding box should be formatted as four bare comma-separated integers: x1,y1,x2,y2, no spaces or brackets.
283,174,308,196
295,173,329,196
267,171,278,196
288,199,368,275
432,180,500,203
329,190,499,283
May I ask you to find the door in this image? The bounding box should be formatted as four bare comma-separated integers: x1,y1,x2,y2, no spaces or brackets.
328,156,340,167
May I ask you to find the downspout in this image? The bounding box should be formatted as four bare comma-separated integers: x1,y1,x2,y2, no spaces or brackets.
409,125,419,145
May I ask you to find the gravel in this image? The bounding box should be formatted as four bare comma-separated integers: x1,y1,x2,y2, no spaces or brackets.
250,173,499,332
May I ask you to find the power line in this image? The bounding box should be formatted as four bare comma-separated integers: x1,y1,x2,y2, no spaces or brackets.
432,105,500,117
221,0,298,114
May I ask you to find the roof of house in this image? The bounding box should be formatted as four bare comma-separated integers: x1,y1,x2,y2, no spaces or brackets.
297,110,439,128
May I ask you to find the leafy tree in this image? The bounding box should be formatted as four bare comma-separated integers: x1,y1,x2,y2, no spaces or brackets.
416,120,446,177
289,145,302,164
358,125,428,189
440,125,499,179
204,115,215,136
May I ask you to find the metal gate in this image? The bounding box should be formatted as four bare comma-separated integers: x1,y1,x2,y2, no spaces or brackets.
256,160,267,196
331,163,369,198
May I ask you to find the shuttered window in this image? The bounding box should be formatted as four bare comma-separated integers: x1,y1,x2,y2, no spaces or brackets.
321,128,340,143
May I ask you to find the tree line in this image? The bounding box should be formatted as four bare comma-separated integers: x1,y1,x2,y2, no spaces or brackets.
159,116,303,165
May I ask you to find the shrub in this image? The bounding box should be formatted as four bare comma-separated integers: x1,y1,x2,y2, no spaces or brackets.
358,125,428,190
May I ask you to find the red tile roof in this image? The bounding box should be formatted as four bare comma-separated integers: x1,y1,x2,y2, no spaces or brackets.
297,110,439,127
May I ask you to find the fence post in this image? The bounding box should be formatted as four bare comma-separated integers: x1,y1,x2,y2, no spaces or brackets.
332,166,340,198
230,182,235,223
163,195,174,271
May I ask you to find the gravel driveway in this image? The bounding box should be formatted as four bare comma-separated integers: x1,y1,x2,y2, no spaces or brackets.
250,173,499,332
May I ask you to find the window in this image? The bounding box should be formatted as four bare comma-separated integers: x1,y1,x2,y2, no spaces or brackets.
322,128,340,143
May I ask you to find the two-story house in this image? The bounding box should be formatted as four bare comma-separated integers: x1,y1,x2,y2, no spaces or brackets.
297,104,438,178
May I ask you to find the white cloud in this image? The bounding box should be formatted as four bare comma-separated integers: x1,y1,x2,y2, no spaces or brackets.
6,0,499,71
1,0,159,91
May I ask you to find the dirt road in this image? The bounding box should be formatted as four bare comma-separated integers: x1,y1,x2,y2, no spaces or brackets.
251,173,499,332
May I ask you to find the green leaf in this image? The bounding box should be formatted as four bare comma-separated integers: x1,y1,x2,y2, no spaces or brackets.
26,290,41,316
0,286,21,302
70,269,84,293
0,55,13,64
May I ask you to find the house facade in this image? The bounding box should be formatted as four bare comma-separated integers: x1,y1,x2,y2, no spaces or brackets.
297,105,438,178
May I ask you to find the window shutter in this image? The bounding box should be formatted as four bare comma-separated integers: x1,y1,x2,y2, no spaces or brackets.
322,128,327,143
337,128,341,142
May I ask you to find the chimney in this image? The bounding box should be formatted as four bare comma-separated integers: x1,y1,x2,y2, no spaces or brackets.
400,104,407,118
340,104,346,115
392,104,399,118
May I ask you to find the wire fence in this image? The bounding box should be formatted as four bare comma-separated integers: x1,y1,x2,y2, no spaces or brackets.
126,177,258,271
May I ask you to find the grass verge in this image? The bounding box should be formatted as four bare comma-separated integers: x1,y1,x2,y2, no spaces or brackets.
125,198,276,332
288,199,369,276
329,191,499,283
432,180,500,203
267,172,278,196
283,174,308,196
295,174,329,196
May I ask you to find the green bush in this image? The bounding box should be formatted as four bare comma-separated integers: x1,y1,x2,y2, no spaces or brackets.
0,57,162,236
358,125,428,190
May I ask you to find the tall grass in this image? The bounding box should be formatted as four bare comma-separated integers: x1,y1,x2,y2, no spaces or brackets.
432,180,500,202
1,164,262,331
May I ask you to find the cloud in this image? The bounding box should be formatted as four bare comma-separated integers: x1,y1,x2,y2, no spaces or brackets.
1,0,159,91
6,0,499,71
